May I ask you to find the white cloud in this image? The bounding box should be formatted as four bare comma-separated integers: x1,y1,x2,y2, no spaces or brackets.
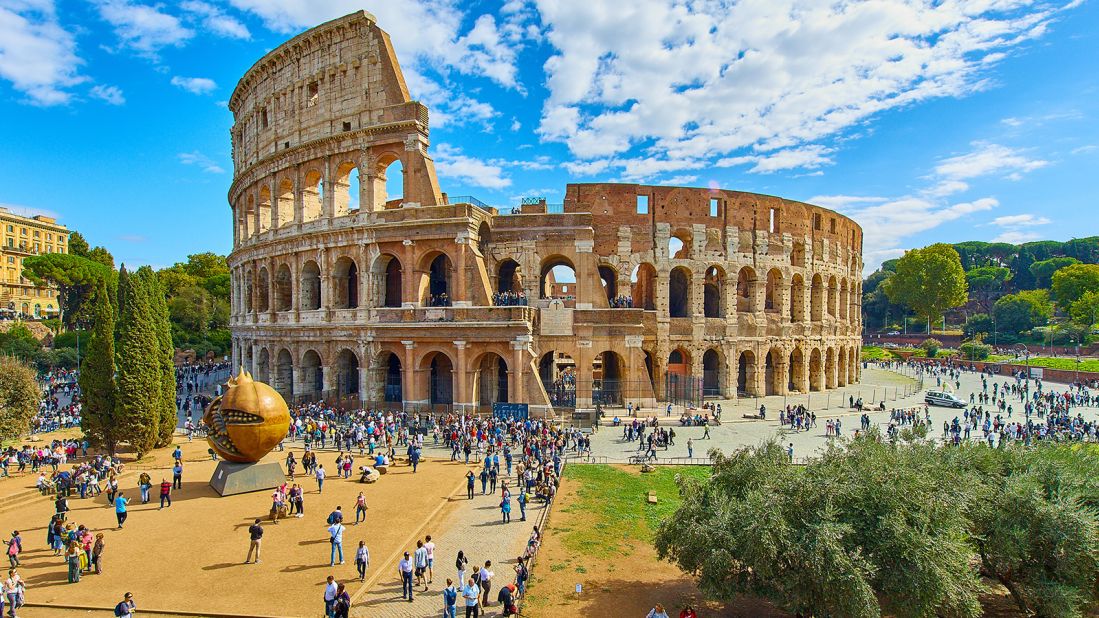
806,195,889,210
89,84,125,105
992,230,1042,244
924,179,970,197
534,0,1073,172
181,0,250,39
717,145,834,174
510,118,521,131
171,76,217,95
0,0,85,105
933,142,1048,181
95,0,194,56
1071,145,1097,155
0,201,60,220
660,175,699,186
991,214,1050,227
432,144,511,189
178,151,225,173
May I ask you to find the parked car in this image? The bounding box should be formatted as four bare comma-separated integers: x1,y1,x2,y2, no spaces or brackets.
925,391,966,408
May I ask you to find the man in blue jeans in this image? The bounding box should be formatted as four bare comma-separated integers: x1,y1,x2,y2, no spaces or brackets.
327,521,344,566
442,578,457,617
398,551,414,601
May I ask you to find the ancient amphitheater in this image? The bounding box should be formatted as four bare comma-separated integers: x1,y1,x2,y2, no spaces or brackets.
227,11,863,415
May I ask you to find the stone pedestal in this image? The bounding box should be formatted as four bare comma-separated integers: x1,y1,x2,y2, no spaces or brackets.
209,461,286,496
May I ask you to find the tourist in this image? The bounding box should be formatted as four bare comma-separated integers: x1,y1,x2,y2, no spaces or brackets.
354,540,369,581
398,551,414,602
354,492,367,524
91,534,104,574
172,460,183,490
443,578,458,618
517,489,527,521
466,470,475,499
137,472,151,504
424,535,435,583
65,540,82,583
110,592,136,618
479,560,494,607
246,518,262,564
316,464,326,493
646,604,671,618
114,491,129,528
456,550,468,585
2,569,23,617
332,582,351,618
322,575,338,618
4,532,20,568
514,557,528,598
328,518,345,566
414,539,429,589
159,477,172,509
327,506,344,526
497,581,518,616
679,604,698,618
500,490,511,523
462,576,480,617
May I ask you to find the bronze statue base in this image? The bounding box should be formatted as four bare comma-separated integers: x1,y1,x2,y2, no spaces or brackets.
210,461,286,496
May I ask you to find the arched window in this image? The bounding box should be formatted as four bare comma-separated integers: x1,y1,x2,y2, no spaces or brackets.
669,267,690,318
737,267,756,313
372,254,402,308
810,274,824,321
276,178,294,227
421,253,453,306
669,231,690,259
540,257,576,300
302,169,323,222
335,349,360,397
334,162,360,216
497,259,521,294
598,265,618,304
704,266,724,318
332,257,359,309
827,276,838,317
257,186,272,233
256,267,270,312
300,260,321,310
275,264,292,311
702,349,722,396
631,264,657,310
765,269,783,312
790,274,806,322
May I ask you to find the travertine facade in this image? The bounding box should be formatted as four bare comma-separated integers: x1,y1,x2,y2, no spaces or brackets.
0,207,69,319
227,11,863,413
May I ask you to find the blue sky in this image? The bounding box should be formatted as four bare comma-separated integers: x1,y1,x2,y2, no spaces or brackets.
1,0,1096,272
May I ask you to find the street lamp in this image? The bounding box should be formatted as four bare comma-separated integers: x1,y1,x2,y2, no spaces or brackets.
1014,343,1029,390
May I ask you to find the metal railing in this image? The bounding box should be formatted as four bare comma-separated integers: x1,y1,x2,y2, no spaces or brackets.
445,195,489,208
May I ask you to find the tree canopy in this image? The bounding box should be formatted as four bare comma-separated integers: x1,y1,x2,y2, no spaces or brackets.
882,243,968,324
22,252,114,328
1051,263,1099,308
0,356,41,442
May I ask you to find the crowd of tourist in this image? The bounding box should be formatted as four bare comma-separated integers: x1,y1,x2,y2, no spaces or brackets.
491,290,528,306
608,294,634,308
428,293,452,307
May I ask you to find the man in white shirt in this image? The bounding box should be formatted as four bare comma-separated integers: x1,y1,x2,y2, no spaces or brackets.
322,576,337,617
328,521,344,566
316,465,326,493
462,577,481,617
398,551,414,602
423,535,436,584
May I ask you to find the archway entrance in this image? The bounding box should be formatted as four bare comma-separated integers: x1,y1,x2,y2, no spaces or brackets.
631,264,656,310
598,265,618,304
424,253,452,306
809,349,823,391
538,351,576,407
333,257,358,309
383,353,403,402
425,352,454,405
301,350,323,397
789,347,804,392
669,267,690,317
737,350,755,395
592,351,623,406
702,349,721,397
475,353,509,407
276,349,294,398
540,257,576,300
335,349,360,397
497,259,521,294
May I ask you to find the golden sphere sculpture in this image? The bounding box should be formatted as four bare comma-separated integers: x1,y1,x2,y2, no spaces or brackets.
203,370,290,463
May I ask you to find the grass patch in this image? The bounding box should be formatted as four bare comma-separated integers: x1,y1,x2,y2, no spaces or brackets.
553,465,710,560
980,356,1099,372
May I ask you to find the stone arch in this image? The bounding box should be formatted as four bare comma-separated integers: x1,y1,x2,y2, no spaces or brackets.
789,346,805,393
302,168,324,222
737,349,756,395
419,251,453,306
243,269,254,313
257,185,272,233
300,260,321,310
811,274,824,321
702,348,723,396
809,348,823,391
376,350,403,402
332,255,359,309
372,253,403,308
827,275,838,318
334,348,360,397
256,266,270,312
333,160,360,216
476,221,492,257
790,273,806,322
275,263,292,311
376,153,404,209
765,347,784,396
737,266,757,313
592,350,625,406
473,351,508,407
598,264,618,303
837,346,848,387
275,348,294,398
631,263,657,310
839,278,849,320
669,266,691,318
275,177,294,227
497,258,522,294
255,348,271,384
825,347,837,389
243,194,255,239
703,265,725,318
669,229,691,260
421,350,454,405
540,255,577,300
667,347,691,376
764,268,783,313
300,349,324,396
538,350,576,407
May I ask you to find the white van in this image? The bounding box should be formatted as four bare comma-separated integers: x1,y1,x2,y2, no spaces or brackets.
925,391,966,408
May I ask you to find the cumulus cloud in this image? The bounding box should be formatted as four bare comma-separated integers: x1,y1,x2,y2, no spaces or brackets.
0,0,85,105
89,84,125,105
95,0,194,56
432,144,511,189
534,0,1074,174
991,214,1050,227
178,151,225,173
991,230,1043,244
933,142,1049,181
171,76,217,95
181,0,251,39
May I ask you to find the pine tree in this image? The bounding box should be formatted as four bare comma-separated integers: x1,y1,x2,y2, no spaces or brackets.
78,277,119,453
113,265,161,458
139,267,178,447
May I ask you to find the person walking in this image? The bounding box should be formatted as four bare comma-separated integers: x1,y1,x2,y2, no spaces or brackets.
354,541,369,581
2,569,23,618
455,550,468,585
137,472,151,504
328,519,345,566
322,575,338,618
245,519,263,564
500,491,511,523
114,492,129,529
466,470,475,500
398,551,414,602
414,540,428,590
646,603,670,618
113,592,136,618
479,560,494,607
442,578,458,618
353,492,367,525
91,534,104,574
316,464,326,494
3,532,20,568
462,576,480,618
172,461,183,490
159,478,172,509
517,490,527,521
332,582,351,618
424,535,435,583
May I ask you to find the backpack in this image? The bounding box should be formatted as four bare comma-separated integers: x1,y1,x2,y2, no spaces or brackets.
114,602,128,617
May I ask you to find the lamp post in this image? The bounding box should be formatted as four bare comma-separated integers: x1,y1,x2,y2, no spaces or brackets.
1014,343,1029,391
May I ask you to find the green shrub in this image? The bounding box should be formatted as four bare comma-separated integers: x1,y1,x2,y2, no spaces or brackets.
959,342,992,361
920,338,943,357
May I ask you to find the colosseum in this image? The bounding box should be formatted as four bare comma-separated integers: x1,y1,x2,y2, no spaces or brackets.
227,11,863,416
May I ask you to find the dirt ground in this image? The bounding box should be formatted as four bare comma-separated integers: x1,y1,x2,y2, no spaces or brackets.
0,434,470,617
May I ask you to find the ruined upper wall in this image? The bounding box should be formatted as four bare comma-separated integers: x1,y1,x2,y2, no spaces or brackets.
228,11,423,175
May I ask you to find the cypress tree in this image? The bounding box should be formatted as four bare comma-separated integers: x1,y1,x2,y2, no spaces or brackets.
139,267,178,447
113,265,160,457
78,277,119,453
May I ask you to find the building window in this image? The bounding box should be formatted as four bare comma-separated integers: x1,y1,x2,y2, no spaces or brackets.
342,121,352,132
33,230,39,237
813,213,822,231
261,109,269,129
5,225,10,232
636,195,649,214
769,207,779,233
709,198,720,217
829,218,836,234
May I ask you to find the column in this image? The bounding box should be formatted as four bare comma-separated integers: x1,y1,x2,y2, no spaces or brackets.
358,342,370,403
511,341,526,403
268,256,277,320
293,165,304,225
454,341,468,409
575,240,594,309
322,158,335,220
402,341,416,404
454,239,468,305
269,177,279,232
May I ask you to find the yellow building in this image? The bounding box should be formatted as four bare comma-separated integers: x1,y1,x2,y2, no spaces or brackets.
0,207,69,319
